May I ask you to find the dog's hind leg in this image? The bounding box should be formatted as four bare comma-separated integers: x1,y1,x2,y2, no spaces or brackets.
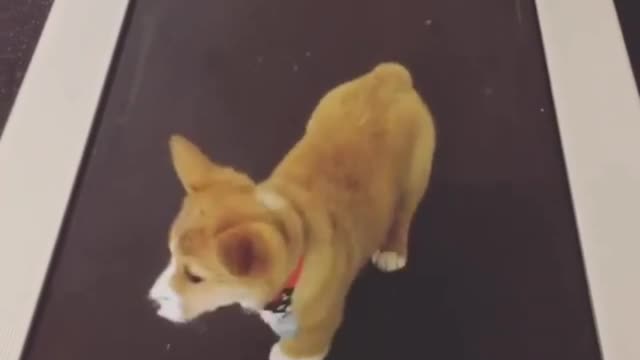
373,110,435,272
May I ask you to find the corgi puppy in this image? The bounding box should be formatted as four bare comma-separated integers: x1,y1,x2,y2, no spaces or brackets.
149,63,436,360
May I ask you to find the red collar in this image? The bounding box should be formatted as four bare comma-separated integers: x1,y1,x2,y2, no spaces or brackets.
283,257,304,289
264,258,303,312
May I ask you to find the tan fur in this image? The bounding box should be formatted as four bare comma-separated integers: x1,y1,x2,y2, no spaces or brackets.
162,63,436,358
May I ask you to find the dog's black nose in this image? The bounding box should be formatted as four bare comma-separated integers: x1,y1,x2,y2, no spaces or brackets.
150,298,161,310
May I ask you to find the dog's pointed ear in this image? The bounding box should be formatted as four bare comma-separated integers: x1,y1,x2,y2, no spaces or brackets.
169,135,217,193
217,225,272,277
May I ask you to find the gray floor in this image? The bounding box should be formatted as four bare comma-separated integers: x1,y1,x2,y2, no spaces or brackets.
0,0,53,135
614,0,640,90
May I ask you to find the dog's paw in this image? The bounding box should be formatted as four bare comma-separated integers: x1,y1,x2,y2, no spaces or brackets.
269,343,326,360
372,251,407,272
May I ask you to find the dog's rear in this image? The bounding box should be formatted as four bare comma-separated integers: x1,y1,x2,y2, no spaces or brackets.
149,63,436,360
272,61,435,270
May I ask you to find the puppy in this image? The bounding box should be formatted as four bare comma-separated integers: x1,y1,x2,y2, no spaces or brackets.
149,62,436,360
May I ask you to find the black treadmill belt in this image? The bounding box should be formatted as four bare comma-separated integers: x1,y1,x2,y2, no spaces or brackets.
22,1,601,359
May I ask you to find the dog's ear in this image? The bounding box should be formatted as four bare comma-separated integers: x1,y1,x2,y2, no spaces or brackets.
216,224,272,277
169,135,218,193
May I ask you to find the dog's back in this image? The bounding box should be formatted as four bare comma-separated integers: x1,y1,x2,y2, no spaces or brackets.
262,65,436,360
271,63,436,260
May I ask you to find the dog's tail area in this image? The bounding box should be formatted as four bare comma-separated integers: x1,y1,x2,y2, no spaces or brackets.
370,62,414,91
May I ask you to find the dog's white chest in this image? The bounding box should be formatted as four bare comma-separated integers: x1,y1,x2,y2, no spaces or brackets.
260,310,298,339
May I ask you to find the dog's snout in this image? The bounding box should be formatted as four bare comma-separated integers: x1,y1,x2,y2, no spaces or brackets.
154,295,171,303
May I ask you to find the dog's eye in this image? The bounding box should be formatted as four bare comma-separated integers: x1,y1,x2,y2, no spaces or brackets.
184,266,204,284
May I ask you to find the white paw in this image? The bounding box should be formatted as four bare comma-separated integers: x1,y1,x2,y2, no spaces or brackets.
269,343,326,360
372,251,407,272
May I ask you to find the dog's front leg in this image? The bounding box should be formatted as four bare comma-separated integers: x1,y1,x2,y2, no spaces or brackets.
269,329,332,360
269,312,342,360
